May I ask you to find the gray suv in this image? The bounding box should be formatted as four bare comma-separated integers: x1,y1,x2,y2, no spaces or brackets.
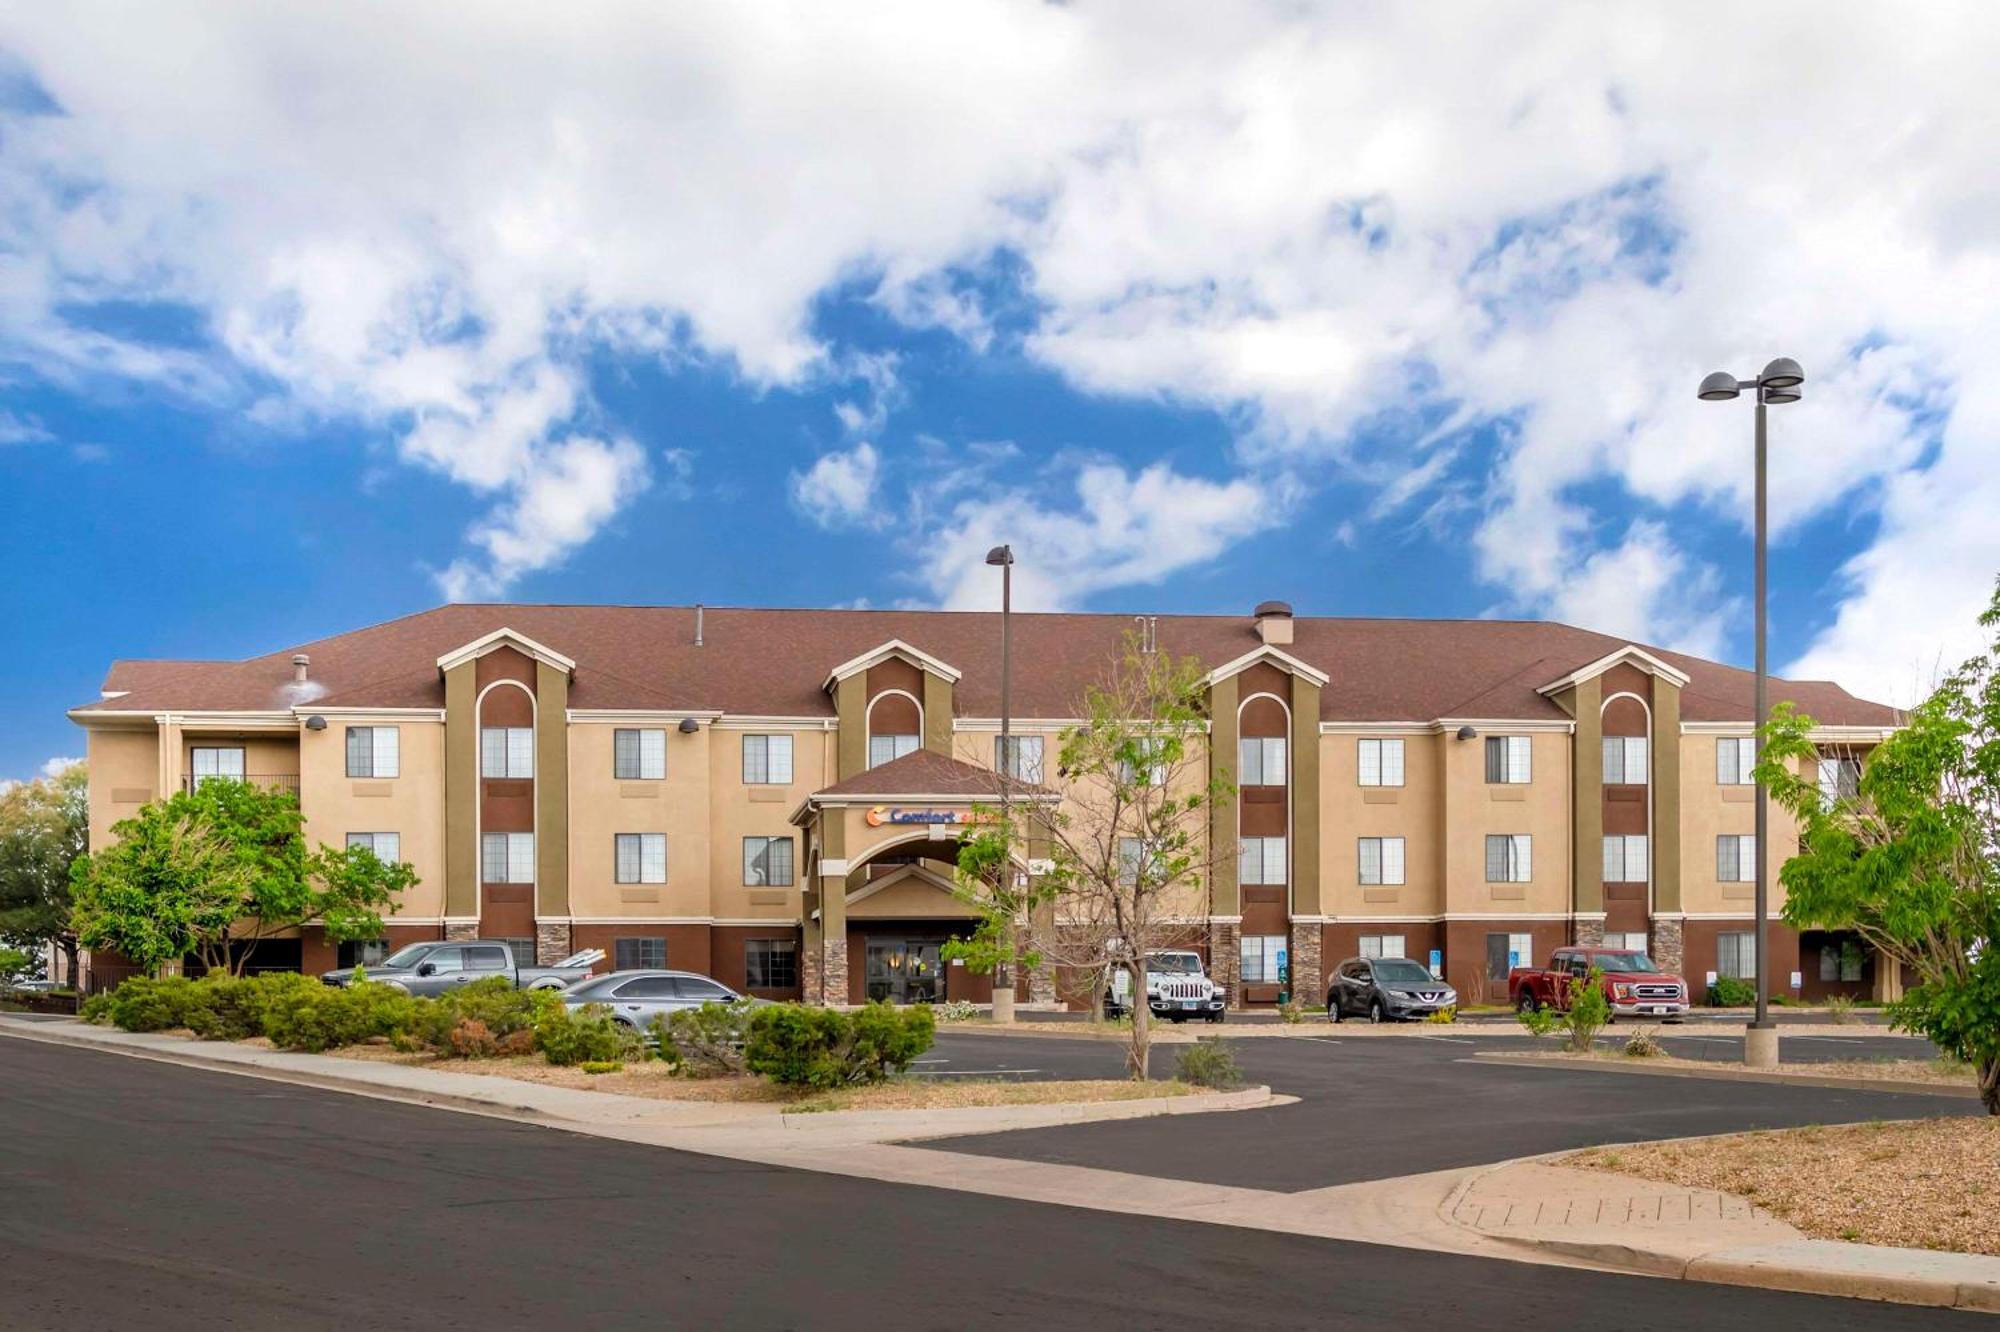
1327,956,1458,1023
561,970,749,1030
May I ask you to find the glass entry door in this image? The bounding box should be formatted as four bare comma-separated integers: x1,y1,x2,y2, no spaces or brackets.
864,938,944,1004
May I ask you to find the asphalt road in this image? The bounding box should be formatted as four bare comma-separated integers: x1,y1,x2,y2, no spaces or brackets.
0,1038,1966,1331
931,1031,1975,1190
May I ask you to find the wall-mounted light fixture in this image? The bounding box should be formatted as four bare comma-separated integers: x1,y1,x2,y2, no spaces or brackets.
677,717,701,734
305,715,328,731
1455,725,1477,741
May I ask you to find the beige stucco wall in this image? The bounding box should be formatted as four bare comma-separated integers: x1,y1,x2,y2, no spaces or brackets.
708,725,827,922
84,727,159,848
1677,732,1806,917
567,722,713,920
298,719,446,920
1441,728,1573,917
1319,731,1444,918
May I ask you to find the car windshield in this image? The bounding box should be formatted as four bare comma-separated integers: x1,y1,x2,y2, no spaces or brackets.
377,943,434,969
1595,952,1659,973
1372,960,1435,983
1148,954,1202,975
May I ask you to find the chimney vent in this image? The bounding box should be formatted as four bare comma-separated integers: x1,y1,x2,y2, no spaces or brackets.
291,653,310,684
1253,601,1294,647
693,604,704,647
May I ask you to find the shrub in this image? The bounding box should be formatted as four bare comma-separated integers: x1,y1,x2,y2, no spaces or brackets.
1516,1003,1561,1039
186,972,323,1041
104,975,206,1032
579,1060,623,1075
447,1017,499,1058
650,1001,753,1077
1423,1005,1458,1025
1175,1036,1242,1089
535,1002,638,1067
1622,1027,1665,1058
1824,994,1858,1025
1563,968,1611,1053
1709,976,1756,1007
79,991,115,1024
0,947,32,988
263,979,415,1053
745,1002,936,1087
932,999,979,1023
399,977,559,1055
1277,998,1310,1024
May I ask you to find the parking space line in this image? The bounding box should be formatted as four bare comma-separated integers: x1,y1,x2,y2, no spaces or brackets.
1410,1034,1475,1044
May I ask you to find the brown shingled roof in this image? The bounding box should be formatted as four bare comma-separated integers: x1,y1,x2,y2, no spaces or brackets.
72,602,1903,727
809,748,1054,800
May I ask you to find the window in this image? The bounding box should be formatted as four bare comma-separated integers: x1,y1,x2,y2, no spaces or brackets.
1601,834,1649,883
743,836,795,886
1819,939,1864,983
1601,735,1648,785
1357,837,1406,886
742,734,794,785
677,977,733,1003
337,939,389,969
1117,836,1146,886
613,976,678,998
1357,738,1405,787
1237,736,1287,786
613,728,666,780
481,726,534,778
190,746,245,787
1716,834,1756,882
614,936,666,969
342,726,399,779
345,831,402,863
424,946,465,974
1604,931,1648,953
868,732,920,768
1716,736,1756,785
1486,932,1534,980
1239,935,1287,984
995,735,1044,783
1484,735,1531,783
1485,834,1532,882
481,832,535,884
1359,934,1406,960
615,833,667,884
467,944,513,972
1716,931,1756,980
1818,756,1862,806
746,939,799,989
1238,836,1287,886
1118,740,1168,787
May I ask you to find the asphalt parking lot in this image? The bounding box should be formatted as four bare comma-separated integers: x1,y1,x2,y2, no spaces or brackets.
924,1029,1973,1191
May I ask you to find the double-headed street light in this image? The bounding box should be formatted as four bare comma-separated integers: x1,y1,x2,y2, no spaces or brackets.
985,543,1017,1022
1697,357,1804,1068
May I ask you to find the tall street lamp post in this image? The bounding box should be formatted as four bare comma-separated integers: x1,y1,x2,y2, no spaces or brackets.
985,543,1016,1023
1697,357,1804,1069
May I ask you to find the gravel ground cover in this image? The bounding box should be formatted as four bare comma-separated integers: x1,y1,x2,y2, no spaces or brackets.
1569,1117,2000,1255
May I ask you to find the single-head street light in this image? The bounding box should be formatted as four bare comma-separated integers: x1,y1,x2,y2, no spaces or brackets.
1698,356,1804,1068
989,541,1017,1022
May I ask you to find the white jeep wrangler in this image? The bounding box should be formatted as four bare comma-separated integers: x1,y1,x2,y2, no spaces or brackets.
1105,950,1227,1023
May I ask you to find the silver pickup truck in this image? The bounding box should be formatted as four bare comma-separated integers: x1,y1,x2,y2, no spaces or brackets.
319,940,603,997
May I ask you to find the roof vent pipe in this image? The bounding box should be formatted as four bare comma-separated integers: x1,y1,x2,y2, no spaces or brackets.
694,604,704,647
1253,600,1294,647
292,653,310,684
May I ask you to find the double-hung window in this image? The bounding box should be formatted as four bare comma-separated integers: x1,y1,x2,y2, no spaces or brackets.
613,728,666,780
190,746,245,787
615,937,666,970
1357,738,1405,787
868,732,919,768
1818,756,1862,806
1116,836,1146,887
1239,935,1287,984
1601,736,1648,785
345,726,400,779
1357,836,1406,886
1486,932,1534,979
1716,834,1756,882
1716,931,1756,980
481,832,535,884
995,735,1044,783
345,831,401,863
615,833,667,884
1485,834,1532,882
481,727,534,778
1602,834,1649,883
746,939,798,989
1118,740,1168,787
1238,836,1287,886
1237,737,1287,786
742,734,794,785
1716,737,1756,785
1359,934,1406,960
743,836,794,887
1485,736,1531,783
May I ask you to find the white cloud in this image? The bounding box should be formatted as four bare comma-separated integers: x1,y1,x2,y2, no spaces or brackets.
436,435,650,600
0,410,52,444
790,441,884,531
1,3,1996,679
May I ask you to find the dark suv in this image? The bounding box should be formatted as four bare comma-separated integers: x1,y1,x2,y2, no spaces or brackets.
1327,956,1457,1023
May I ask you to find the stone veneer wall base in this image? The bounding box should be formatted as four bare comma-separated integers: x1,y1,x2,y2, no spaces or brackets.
1209,921,1242,1007
535,921,573,965
1651,917,1684,976
1287,920,1322,1006
444,921,480,942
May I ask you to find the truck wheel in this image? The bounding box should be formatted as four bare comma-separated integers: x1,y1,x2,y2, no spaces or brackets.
1369,998,1388,1024
1516,992,1538,1014
1206,1011,1224,1024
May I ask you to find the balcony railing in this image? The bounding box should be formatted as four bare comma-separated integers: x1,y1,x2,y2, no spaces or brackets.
183,773,301,796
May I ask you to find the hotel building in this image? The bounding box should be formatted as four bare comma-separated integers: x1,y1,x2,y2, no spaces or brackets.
70,600,1902,1006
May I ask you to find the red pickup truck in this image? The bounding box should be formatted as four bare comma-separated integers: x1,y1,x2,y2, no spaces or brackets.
1509,947,1690,1021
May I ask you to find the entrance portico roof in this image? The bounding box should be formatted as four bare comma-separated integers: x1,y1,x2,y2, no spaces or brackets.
789,748,1056,825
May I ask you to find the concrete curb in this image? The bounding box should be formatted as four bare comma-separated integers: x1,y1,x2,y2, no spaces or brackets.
1470,1050,1981,1099
784,1083,1278,1140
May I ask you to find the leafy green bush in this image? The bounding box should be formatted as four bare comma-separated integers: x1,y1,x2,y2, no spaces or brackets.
535,1002,638,1067
1423,1005,1458,1025
103,975,207,1032
1516,1002,1560,1038
1563,968,1611,1053
262,979,415,1053
579,1060,623,1075
184,972,323,1040
650,1001,753,1077
932,999,979,1023
398,977,559,1055
78,990,114,1024
1175,1036,1242,1089
1709,976,1756,1007
745,1002,935,1087
1824,994,1858,1024
0,947,32,988
1622,1027,1664,1058
1276,998,1310,1024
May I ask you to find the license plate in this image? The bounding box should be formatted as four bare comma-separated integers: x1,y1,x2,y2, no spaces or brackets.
1181,1000,1198,1009
1648,1005,1670,1014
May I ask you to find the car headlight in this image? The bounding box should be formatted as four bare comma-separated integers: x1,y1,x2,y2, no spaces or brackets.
1613,983,1633,1000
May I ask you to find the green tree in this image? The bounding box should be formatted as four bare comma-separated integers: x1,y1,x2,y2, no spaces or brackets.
1758,583,2000,1114
71,779,413,977
0,761,88,984
948,637,1232,1080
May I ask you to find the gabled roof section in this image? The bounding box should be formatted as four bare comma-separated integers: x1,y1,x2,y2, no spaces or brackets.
435,627,577,675
1202,643,1330,689
807,748,1053,802
821,638,962,690
1536,644,1691,697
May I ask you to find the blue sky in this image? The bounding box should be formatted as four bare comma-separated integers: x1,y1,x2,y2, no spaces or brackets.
2,4,1993,781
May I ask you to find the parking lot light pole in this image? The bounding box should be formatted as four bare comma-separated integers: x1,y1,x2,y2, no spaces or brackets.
986,543,1017,1024
1698,357,1804,1069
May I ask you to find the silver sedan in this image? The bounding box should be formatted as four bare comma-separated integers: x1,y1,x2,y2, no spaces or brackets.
561,970,749,1030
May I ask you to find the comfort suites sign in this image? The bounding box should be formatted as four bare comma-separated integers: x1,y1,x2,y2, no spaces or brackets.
864,806,996,828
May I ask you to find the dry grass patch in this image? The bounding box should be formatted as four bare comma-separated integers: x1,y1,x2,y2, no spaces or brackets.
1488,1049,1973,1086
1570,1117,2000,1256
